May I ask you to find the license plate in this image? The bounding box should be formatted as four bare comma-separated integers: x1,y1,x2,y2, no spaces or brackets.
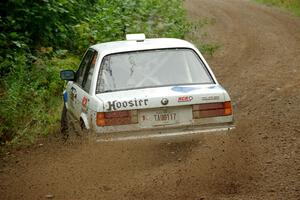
138,106,192,128
153,112,177,125
154,113,176,121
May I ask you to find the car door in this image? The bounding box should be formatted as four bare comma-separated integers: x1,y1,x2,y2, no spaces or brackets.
68,49,97,121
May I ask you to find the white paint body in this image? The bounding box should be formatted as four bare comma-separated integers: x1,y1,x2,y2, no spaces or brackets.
63,37,234,138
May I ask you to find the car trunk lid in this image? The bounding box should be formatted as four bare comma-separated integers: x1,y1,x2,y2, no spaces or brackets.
96,84,226,112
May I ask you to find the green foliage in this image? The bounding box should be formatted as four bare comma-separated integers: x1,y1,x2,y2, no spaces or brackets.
254,0,300,16
73,0,188,53
185,18,220,56
0,0,190,145
0,52,79,145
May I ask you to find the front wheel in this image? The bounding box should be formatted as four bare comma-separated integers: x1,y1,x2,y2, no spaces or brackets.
60,104,69,140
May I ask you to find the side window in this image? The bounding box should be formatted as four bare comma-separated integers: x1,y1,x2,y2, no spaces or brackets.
82,52,98,92
75,50,94,86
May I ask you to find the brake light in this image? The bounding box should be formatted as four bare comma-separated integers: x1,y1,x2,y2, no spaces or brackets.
193,101,232,119
96,110,138,126
96,112,106,126
224,101,232,116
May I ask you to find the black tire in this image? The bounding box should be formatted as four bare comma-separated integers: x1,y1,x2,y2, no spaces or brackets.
60,104,69,140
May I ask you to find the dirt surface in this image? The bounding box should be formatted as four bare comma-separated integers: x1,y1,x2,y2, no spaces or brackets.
1,0,300,199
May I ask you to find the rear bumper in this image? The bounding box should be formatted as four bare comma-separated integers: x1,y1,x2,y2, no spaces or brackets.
93,123,235,142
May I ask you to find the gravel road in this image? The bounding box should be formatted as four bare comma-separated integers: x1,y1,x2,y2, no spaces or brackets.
1,0,299,199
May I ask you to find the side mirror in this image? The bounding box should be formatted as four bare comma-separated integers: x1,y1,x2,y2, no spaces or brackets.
60,70,75,81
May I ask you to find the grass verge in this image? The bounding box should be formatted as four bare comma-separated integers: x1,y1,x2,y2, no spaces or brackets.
254,0,300,16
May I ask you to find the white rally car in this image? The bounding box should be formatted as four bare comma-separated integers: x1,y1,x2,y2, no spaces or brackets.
60,34,234,140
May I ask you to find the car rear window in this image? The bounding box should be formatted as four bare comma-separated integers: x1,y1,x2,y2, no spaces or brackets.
96,48,213,93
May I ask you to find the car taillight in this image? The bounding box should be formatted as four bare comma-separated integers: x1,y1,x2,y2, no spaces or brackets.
192,101,232,119
96,110,138,126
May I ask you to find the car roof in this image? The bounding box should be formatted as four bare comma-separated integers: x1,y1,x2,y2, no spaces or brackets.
90,38,197,55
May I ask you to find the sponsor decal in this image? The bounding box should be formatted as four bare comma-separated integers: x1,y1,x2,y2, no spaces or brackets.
70,87,77,101
70,92,75,101
161,98,169,106
202,96,220,101
107,99,149,111
171,86,200,93
69,88,77,108
82,96,88,107
81,96,89,113
178,96,193,102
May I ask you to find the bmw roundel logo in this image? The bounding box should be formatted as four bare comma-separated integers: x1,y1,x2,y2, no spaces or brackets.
161,98,169,105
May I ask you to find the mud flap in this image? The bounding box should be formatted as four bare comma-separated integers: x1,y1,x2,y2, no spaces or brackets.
80,113,90,130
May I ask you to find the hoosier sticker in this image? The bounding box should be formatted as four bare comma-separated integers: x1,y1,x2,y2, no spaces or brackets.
107,99,149,111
